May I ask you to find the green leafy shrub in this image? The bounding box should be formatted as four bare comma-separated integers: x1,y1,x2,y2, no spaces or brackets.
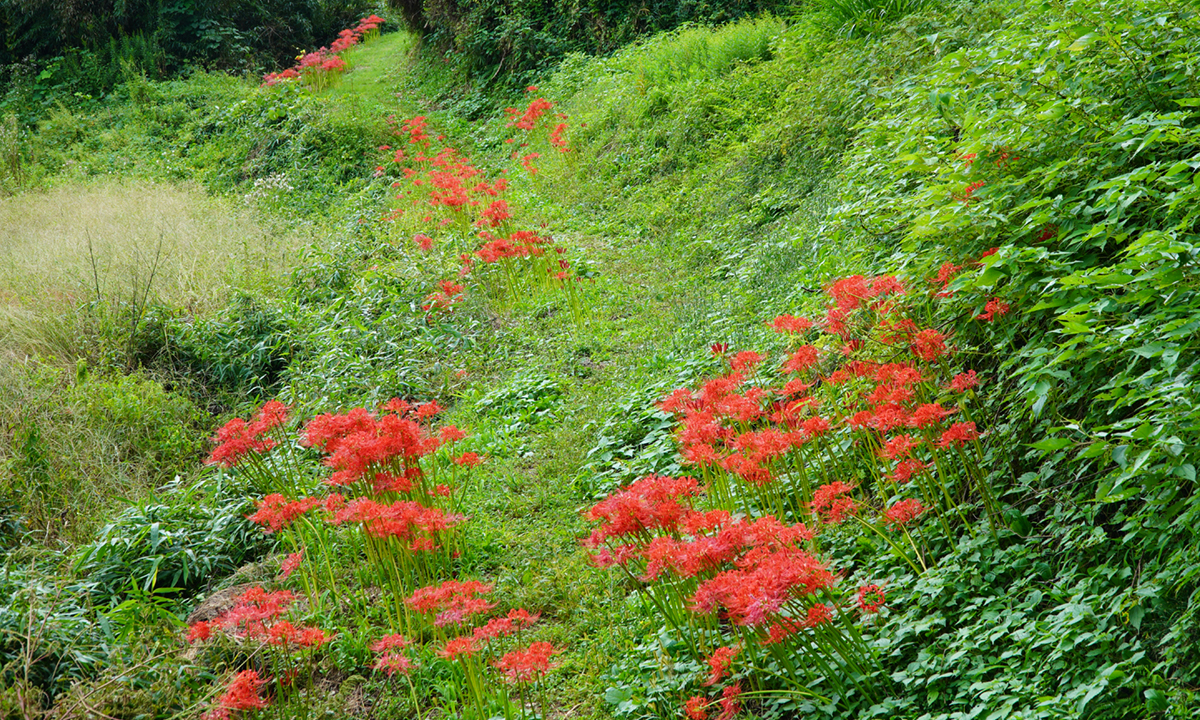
73,473,272,599
0,362,205,540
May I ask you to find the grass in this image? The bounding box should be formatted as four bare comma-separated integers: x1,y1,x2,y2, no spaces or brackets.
3,2,1200,719
0,180,300,362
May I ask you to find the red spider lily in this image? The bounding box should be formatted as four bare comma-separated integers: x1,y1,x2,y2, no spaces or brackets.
888,458,928,484
438,635,480,660
977,297,1011,322
476,199,511,227
266,621,334,649
472,616,517,641
493,641,558,683
329,498,466,545
584,475,701,545
549,122,570,152
453,451,482,467
247,495,321,534
505,98,555,131
805,602,834,627
937,421,979,448
948,370,980,392
520,153,541,175
207,401,290,467
883,499,926,527
213,588,296,638
416,401,443,420
690,547,834,626
216,670,269,711
769,314,814,333
405,579,495,621
717,684,742,720
187,621,211,643
954,180,985,205
371,633,412,653
910,403,956,428
703,644,741,686
685,696,710,720
879,434,923,460
780,345,819,374
760,617,803,646
857,584,886,613
374,651,417,676
278,550,304,580
729,351,762,372
439,425,466,443
910,328,948,362
877,317,919,344
414,233,434,250
710,342,729,356
810,482,857,524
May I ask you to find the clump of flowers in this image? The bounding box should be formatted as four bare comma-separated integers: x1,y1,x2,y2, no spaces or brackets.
262,16,386,89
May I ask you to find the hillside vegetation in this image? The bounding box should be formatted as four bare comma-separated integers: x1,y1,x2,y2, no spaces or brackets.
1,1,1198,719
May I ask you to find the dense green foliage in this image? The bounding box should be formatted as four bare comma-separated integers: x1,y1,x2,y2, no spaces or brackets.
0,0,378,101
393,0,798,91
2,0,1199,717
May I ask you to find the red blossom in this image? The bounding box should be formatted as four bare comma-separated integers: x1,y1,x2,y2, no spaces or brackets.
948,370,980,392
857,584,886,614
882,499,926,527
493,641,557,683
977,297,1011,322
703,644,741,686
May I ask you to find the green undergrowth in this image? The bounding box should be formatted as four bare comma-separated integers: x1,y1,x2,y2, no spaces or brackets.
2,0,1200,718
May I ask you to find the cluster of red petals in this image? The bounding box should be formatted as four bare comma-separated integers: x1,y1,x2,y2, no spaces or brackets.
910,327,948,362
584,475,701,545
301,403,452,487
937,421,980,448
857,583,886,614
826,274,905,311
247,494,320,533
493,641,558,683
690,546,833,626
883,499,926,527
278,549,304,580
262,16,384,85
371,633,417,676
405,579,496,626
424,280,465,312
217,669,269,710
948,369,980,392
977,297,1011,322
703,644,741,686
206,401,289,467
810,482,857,525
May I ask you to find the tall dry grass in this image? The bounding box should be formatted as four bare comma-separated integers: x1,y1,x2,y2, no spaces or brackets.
0,179,301,361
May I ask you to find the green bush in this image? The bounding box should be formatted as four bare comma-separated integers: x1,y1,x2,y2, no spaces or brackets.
0,362,205,540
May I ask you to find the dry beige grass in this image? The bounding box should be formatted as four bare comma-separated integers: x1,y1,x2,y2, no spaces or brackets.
0,179,302,358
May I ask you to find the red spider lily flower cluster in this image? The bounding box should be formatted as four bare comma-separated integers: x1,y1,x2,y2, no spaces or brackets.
856,584,887,614
262,16,385,88
423,280,465,313
372,634,417,677
493,641,558,684
406,579,497,627
206,400,289,467
202,670,269,720
590,268,1007,708
377,97,584,310
208,399,484,637
977,297,1011,322
187,586,333,649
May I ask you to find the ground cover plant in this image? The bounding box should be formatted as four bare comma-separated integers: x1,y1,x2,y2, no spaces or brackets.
1,0,1199,718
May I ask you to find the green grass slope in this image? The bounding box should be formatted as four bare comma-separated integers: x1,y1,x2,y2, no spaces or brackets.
1,1,1198,719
